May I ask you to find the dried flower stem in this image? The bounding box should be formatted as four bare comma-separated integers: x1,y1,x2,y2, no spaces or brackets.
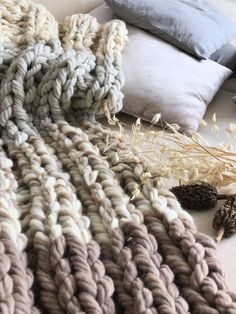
214,227,225,243
217,194,236,200
110,114,236,189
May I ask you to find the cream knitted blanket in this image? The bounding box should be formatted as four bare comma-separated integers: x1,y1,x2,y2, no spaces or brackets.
0,1,235,313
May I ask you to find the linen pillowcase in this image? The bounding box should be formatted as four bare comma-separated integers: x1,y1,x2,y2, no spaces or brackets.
104,0,236,59
207,0,236,70
90,5,232,134
89,3,114,24
121,26,232,133
209,43,236,70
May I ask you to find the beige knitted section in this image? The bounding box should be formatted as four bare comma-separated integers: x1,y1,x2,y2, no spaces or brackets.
0,0,58,46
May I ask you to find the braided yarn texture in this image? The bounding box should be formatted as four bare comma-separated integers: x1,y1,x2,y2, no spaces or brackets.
0,0,235,313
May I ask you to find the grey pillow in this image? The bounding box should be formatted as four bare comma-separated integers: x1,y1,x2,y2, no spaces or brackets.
104,0,236,59
89,4,114,24
90,5,232,133
210,43,236,71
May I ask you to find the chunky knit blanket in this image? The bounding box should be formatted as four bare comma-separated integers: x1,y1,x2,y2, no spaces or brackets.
0,0,236,313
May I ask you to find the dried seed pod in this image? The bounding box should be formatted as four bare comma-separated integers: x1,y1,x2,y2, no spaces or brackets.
171,183,218,211
213,196,236,242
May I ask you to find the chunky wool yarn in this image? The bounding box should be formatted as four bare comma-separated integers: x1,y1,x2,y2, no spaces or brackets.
0,0,235,313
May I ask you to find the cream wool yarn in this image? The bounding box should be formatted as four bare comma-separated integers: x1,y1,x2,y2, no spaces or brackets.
0,0,58,82
0,0,235,313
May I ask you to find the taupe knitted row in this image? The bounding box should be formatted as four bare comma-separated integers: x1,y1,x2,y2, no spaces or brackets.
4,130,115,314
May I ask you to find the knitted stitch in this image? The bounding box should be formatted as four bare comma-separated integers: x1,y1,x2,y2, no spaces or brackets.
0,0,235,313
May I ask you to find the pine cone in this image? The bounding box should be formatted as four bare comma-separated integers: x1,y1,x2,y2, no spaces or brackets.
213,196,236,241
171,183,218,211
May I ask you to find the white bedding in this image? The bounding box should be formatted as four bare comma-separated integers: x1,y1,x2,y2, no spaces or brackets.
34,0,236,291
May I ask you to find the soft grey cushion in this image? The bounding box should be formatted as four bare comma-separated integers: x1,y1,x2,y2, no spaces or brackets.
207,0,236,70
210,43,236,70
90,5,232,133
89,3,114,24
104,0,236,59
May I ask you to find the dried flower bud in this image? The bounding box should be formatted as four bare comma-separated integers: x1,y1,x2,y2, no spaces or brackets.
213,196,236,241
171,183,218,211
200,119,208,128
211,113,217,123
151,113,161,124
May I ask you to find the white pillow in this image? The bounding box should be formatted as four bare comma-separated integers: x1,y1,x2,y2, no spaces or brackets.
122,25,232,133
90,5,232,133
